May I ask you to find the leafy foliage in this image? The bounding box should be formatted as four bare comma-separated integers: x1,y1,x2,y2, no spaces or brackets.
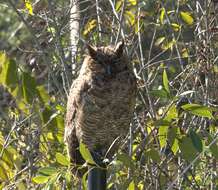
0,0,218,189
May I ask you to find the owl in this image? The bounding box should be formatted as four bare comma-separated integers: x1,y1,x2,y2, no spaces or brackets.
64,41,137,176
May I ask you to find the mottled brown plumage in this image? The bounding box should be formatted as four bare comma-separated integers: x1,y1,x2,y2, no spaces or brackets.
64,41,136,176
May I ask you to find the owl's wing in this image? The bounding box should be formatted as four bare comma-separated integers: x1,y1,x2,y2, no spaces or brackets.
64,78,90,177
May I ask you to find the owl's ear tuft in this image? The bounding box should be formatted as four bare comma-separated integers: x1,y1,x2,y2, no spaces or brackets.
115,40,124,57
86,44,97,59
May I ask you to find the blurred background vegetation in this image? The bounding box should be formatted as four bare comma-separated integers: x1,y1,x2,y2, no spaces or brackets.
0,0,218,189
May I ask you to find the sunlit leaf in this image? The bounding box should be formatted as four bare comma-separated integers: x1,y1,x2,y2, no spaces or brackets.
180,11,194,25
181,104,213,119
138,182,144,190
82,171,88,190
79,142,96,165
162,39,176,50
213,65,218,73
155,37,165,47
171,138,179,154
163,69,170,94
128,180,135,190
47,27,56,35
125,11,135,26
128,0,137,6
0,57,18,88
0,52,6,73
171,23,181,31
160,8,165,24
36,85,50,104
168,127,177,147
165,104,178,122
159,126,168,148
0,161,8,180
32,175,50,184
16,181,26,190
167,10,175,14
83,19,97,36
181,48,189,58
38,167,58,176
1,146,19,168
55,153,70,166
116,0,123,11
24,0,33,15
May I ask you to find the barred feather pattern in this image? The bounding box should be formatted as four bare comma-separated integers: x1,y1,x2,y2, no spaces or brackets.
64,42,137,176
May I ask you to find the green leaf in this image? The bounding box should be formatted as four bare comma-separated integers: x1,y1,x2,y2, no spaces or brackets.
79,142,96,165
128,180,135,190
154,119,171,126
0,57,18,88
160,8,165,24
38,167,58,176
165,104,178,122
168,127,177,147
24,0,33,15
150,89,169,99
32,175,50,184
82,171,88,190
180,11,194,25
0,161,8,180
137,182,144,190
162,39,176,50
189,130,203,152
159,126,168,148
181,48,189,58
55,153,70,166
0,52,6,74
128,0,137,5
146,148,161,163
171,23,181,32
116,0,123,11
1,146,17,168
117,153,133,168
171,138,179,154
181,104,213,119
163,69,170,94
36,85,50,104
40,107,55,126
83,19,97,36
155,37,165,47
179,136,198,162
21,72,37,104
125,11,135,26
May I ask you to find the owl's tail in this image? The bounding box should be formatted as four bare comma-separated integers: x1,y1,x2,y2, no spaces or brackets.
65,127,87,178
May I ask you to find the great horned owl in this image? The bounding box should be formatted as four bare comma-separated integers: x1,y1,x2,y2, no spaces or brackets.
64,41,136,176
